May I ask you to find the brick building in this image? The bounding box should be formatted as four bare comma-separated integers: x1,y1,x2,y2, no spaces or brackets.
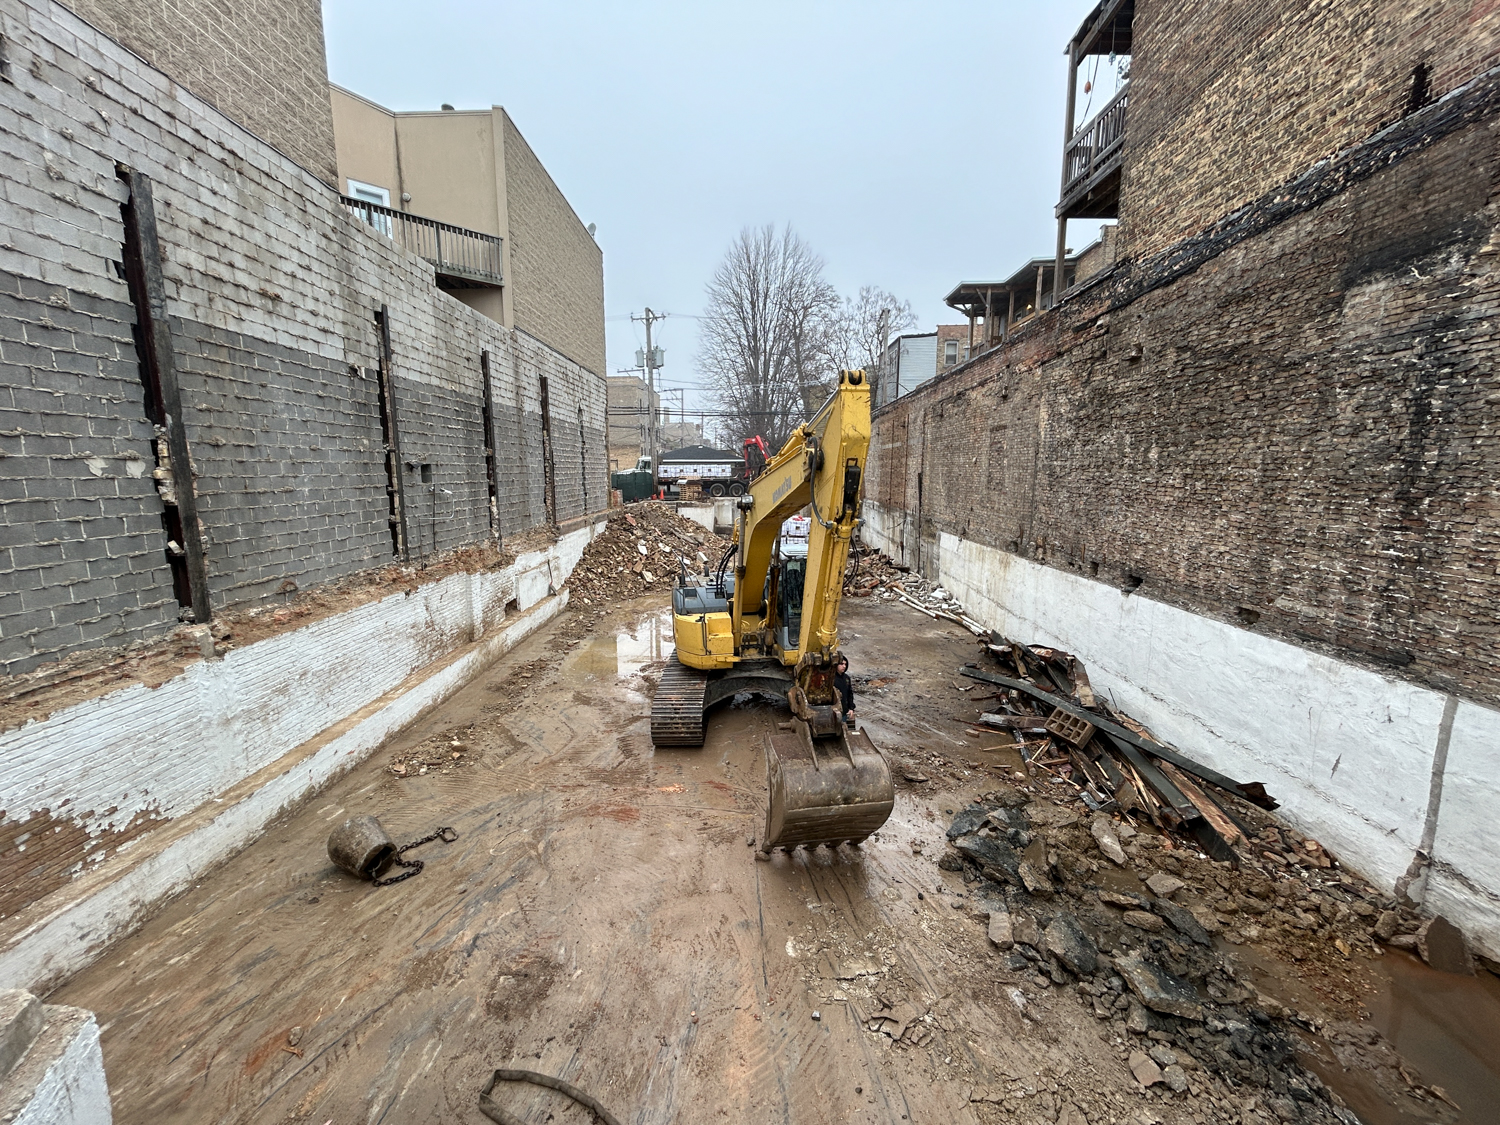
0,0,608,969
864,0,1500,955
607,373,658,469
63,0,337,184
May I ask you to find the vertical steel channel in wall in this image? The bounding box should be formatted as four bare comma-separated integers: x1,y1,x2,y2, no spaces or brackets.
578,404,588,515
480,349,502,546
539,375,557,525
116,165,212,625
375,306,409,560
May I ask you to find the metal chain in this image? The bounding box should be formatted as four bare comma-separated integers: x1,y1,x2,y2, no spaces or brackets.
372,825,458,886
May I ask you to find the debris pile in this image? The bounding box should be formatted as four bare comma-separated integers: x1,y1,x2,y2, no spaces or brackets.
936,784,1463,1121
388,728,478,779
921,632,1479,1121
959,637,1281,864
954,634,1480,973
844,546,986,635
565,502,725,605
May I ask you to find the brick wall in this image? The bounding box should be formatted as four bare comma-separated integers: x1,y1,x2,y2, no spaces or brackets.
0,276,179,669
869,68,1500,708
502,112,606,377
0,0,607,675
607,374,651,468
60,0,337,185
1122,0,1500,258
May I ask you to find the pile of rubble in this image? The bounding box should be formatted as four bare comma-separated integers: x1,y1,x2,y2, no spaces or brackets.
937,781,1469,1121
844,546,986,634
952,634,1484,977
565,502,726,605
921,632,1483,1121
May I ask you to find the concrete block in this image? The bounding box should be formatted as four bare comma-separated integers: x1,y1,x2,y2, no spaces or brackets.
0,999,112,1124
0,989,45,1083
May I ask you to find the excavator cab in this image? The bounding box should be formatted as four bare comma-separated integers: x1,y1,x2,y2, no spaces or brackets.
650,372,894,853
775,556,805,652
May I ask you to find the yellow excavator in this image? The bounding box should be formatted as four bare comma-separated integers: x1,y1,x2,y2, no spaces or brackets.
651,370,895,852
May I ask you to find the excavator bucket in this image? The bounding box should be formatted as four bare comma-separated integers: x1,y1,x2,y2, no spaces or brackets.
761,719,894,851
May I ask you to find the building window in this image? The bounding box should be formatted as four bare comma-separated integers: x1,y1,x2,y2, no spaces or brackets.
347,179,390,207
347,179,392,235
944,340,959,366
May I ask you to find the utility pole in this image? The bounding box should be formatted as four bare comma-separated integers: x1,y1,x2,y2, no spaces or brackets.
875,307,890,407
631,308,667,476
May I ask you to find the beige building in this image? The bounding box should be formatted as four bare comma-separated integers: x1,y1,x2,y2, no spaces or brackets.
330,87,605,376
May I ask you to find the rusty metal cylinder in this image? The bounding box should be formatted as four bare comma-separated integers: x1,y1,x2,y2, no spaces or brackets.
327,815,398,880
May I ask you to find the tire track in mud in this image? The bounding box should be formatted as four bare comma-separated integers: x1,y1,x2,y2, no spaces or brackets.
784,850,927,1124
749,859,796,1125
795,834,1037,1109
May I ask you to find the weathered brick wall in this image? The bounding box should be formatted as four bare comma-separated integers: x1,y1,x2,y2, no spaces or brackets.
60,0,338,185
1122,0,1500,258
869,71,1500,708
0,0,607,674
501,112,606,377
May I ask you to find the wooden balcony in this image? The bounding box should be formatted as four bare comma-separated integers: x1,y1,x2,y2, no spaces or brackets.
1057,82,1127,221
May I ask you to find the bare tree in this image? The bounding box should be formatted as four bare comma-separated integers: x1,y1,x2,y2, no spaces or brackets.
700,225,842,451
843,286,917,369
829,287,917,402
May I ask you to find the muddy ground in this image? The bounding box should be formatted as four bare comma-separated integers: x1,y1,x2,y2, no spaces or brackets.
52,597,1500,1125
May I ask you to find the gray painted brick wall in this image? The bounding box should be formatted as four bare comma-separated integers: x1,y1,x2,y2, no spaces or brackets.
0,0,608,675
0,270,179,670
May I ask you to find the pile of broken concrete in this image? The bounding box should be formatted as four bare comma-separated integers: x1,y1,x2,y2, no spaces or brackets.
939,786,1465,1122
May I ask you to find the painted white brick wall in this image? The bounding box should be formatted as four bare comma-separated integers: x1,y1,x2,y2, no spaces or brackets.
0,524,597,863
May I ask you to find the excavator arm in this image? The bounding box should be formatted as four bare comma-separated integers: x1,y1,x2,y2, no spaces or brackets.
732,369,869,665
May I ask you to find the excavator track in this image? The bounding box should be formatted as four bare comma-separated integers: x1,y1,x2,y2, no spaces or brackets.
651,658,708,747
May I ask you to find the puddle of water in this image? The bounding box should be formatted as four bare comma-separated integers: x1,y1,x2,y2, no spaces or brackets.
1364,954,1500,1124
616,609,673,678
1238,939,1500,1125
568,610,675,680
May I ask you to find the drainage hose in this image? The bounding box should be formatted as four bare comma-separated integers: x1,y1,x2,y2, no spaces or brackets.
477,1068,623,1125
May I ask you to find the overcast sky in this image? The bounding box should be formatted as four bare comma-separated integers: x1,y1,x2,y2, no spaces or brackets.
323,1,1115,415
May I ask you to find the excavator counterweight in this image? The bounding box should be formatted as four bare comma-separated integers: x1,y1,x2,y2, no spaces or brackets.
649,371,894,852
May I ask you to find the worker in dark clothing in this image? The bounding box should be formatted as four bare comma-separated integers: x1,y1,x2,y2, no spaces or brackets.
833,656,855,727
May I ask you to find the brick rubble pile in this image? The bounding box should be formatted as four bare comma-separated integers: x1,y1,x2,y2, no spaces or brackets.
846,546,985,633
933,778,1471,1120
566,502,727,605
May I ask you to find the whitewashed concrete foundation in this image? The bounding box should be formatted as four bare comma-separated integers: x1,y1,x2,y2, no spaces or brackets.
0,522,603,993
861,501,1500,959
0,993,112,1124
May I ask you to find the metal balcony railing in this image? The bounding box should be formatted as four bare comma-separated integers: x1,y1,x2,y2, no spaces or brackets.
1059,82,1128,217
341,196,504,287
